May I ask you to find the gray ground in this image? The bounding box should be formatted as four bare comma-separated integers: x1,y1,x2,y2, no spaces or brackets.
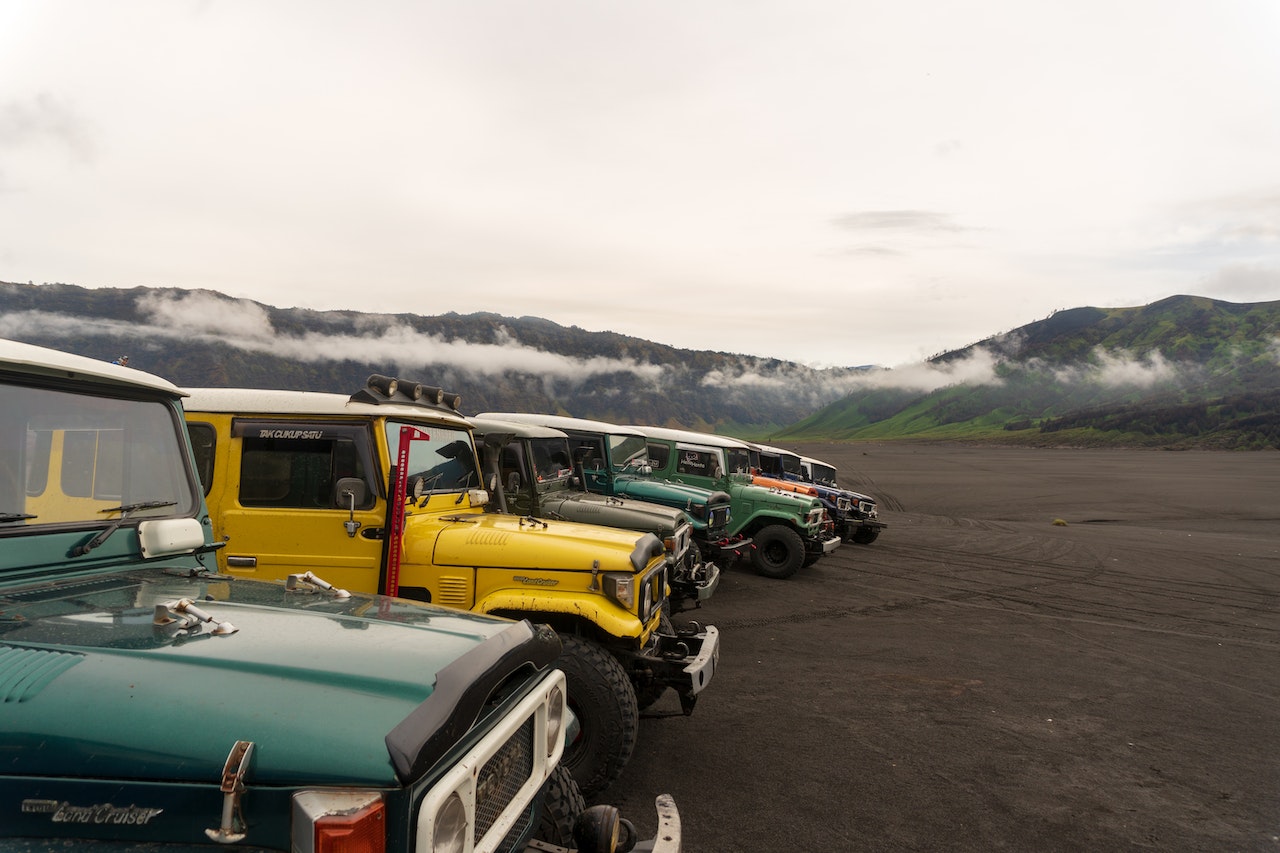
604,443,1280,852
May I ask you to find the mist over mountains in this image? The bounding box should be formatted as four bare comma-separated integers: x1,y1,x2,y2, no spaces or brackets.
3,283,1278,448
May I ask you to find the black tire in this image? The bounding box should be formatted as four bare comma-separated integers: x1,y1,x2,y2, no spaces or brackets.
852,526,881,544
554,634,639,799
634,612,673,710
534,763,586,847
750,524,805,579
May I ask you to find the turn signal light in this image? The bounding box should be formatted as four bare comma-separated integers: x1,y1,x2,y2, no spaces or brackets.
314,799,385,853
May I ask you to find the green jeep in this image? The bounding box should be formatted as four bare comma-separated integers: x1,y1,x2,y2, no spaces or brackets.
0,340,679,852
184,378,718,798
470,416,721,615
631,425,841,580
477,413,752,568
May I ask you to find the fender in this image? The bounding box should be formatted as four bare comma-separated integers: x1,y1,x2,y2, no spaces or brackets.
475,588,653,642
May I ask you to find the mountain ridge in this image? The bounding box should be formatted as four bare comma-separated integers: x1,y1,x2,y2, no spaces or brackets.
3,282,1278,448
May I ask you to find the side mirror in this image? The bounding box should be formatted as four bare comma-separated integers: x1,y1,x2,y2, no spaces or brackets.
334,477,367,508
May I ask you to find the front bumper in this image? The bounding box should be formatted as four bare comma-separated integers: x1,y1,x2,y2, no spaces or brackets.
634,794,682,853
526,794,681,853
701,533,753,567
669,558,721,611
807,533,842,556
639,622,720,715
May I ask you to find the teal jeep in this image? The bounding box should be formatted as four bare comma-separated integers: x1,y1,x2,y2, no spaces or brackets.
0,339,678,853
630,425,842,580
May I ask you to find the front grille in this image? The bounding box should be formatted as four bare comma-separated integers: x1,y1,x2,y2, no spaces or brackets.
474,718,535,842
709,506,730,529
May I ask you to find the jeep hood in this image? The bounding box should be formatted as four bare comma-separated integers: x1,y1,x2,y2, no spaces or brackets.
424,512,663,573
0,568,525,787
613,476,730,510
540,490,684,535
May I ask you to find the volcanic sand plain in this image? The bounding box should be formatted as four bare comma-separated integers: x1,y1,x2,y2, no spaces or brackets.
605,443,1280,852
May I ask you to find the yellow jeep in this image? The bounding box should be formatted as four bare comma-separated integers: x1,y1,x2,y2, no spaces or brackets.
184,375,719,798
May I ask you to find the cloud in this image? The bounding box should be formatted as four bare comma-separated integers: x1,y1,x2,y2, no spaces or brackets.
701,347,1006,398
132,291,668,387
1043,347,1183,388
831,210,970,233
1199,262,1280,301
0,94,93,161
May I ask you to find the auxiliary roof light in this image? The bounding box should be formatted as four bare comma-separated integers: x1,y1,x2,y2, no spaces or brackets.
367,374,398,398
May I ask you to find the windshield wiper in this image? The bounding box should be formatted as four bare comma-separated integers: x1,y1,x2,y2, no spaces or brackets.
455,471,476,504
72,500,178,556
0,512,37,523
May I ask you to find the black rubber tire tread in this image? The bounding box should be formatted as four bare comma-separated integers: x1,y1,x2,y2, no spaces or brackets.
634,612,673,710
554,634,640,799
852,527,881,544
750,524,806,579
534,763,587,846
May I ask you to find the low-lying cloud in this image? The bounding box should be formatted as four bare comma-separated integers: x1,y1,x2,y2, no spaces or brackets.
134,291,666,387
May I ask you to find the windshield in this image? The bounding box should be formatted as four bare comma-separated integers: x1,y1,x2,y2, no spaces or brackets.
609,434,650,473
725,447,752,475
529,438,574,483
808,461,839,486
778,452,804,477
385,422,481,494
0,381,197,529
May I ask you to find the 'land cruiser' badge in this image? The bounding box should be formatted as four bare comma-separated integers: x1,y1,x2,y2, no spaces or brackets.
22,799,164,825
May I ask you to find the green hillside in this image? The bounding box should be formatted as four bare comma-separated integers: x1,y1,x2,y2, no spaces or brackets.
772,296,1280,449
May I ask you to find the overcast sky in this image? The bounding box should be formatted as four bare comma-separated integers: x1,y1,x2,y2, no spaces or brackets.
2,1,1278,368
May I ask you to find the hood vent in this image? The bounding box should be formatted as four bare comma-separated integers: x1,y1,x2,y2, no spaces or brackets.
0,645,83,703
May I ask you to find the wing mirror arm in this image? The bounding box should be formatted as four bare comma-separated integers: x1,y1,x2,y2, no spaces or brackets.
335,477,367,538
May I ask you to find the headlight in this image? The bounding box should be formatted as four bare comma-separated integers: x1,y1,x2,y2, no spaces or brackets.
433,794,468,853
547,683,565,757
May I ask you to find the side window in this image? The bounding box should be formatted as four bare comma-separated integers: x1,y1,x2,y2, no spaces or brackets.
569,437,606,471
239,435,367,509
186,422,216,496
500,443,528,490
646,442,670,470
676,448,718,478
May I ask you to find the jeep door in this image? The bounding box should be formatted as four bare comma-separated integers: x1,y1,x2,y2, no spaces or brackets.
190,419,387,592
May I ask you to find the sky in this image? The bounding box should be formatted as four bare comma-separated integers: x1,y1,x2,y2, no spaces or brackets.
2,1,1279,370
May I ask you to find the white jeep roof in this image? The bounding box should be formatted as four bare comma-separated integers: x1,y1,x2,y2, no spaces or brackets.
184,386,473,428
469,416,569,440
627,424,752,450
476,412,647,439
0,338,184,396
